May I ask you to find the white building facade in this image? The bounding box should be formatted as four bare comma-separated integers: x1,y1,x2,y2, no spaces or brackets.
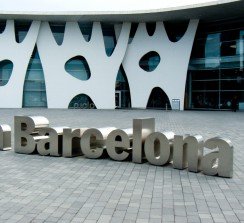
0,0,243,110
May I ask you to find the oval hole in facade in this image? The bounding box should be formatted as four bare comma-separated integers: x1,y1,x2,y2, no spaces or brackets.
65,56,91,81
0,60,13,86
139,51,160,72
68,94,96,109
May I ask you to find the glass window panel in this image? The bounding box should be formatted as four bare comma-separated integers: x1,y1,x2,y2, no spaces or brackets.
24,80,46,91
101,23,116,56
0,60,13,86
220,55,240,69
205,33,220,68
18,31,28,43
139,51,160,72
221,79,244,90
146,22,156,36
68,94,96,109
221,41,237,56
49,22,65,45
240,30,244,70
191,92,219,109
14,21,32,43
191,41,205,58
25,69,45,80
120,91,131,108
65,56,91,81
187,24,244,110
0,21,6,34
23,91,47,107
191,70,219,80
205,33,220,58
220,91,244,109
192,80,219,91
129,23,139,44
163,21,189,42
221,68,244,79
23,46,47,107
116,66,130,91
221,29,239,42
78,22,93,42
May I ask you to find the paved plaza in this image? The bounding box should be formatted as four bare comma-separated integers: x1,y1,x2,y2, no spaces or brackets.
0,108,243,223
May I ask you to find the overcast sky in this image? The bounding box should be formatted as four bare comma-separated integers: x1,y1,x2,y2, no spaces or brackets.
0,0,231,12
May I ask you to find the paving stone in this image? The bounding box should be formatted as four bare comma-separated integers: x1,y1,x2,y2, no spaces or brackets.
0,109,242,222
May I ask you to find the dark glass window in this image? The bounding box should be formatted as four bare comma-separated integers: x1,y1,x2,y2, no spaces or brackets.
139,51,160,72
191,92,219,109
78,22,93,42
220,91,244,109
101,23,116,56
0,60,13,86
65,56,91,81
191,40,205,58
221,68,244,79
49,22,66,45
14,21,32,43
221,29,239,42
205,33,221,58
23,46,47,108
147,87,171,109
164,21,189,42
146,22,156,36
69,94,96,109
186,21,244,110
0,20,6,34
191,70,219,80
115,66,131,108
129,23,139,44
221,79,244,91
221,41,237,56
192,80,219,91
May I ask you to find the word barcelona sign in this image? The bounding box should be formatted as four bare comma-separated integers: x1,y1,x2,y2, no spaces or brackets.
0,116,234,178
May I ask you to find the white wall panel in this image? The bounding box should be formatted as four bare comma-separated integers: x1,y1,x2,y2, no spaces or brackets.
0,20,198,110
0,20,40,108
123,20,198,110
37,22,131,108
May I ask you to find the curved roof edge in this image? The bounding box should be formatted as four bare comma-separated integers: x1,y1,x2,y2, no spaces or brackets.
0,0,243,22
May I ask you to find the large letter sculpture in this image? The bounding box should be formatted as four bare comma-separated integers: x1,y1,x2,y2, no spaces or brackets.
202,137,233,178
13,116,234,178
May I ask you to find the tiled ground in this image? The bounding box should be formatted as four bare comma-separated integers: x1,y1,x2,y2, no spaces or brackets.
0,108,243,223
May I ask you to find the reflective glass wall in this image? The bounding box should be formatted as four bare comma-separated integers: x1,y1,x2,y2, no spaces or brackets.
115,66,131,108
186,19,244,110
15,22,48,107
22,46,47,107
